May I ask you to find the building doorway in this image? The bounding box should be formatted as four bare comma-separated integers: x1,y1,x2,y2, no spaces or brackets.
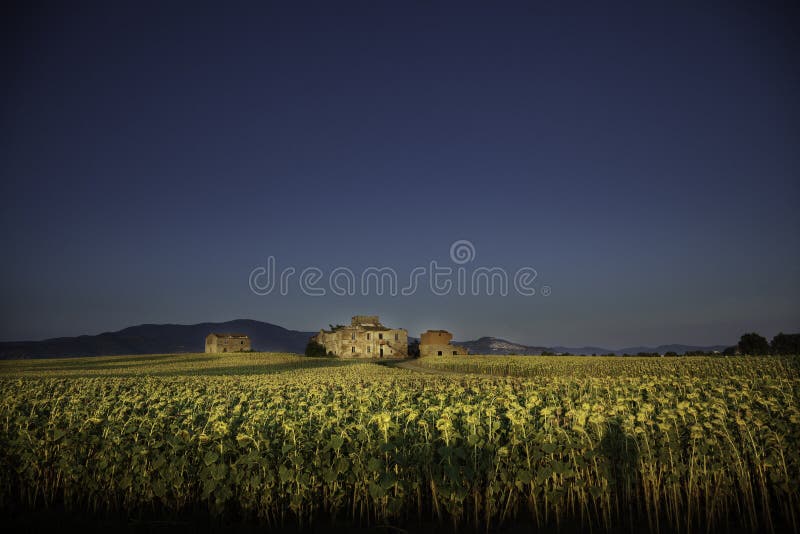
380,347,384,358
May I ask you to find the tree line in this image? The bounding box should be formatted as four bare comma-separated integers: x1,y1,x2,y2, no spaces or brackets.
533,332,798,357
726,332,800,356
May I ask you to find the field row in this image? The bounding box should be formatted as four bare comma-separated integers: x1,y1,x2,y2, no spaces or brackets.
414,354,796,379
0,352,345,377
1,355,798,532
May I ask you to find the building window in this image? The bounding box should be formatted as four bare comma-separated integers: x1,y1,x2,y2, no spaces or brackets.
367,347,371,353
395,333,398,341
351,333,355,340
352,346,355,353
453,351,458,355
437,351,442,356
367,333,371,340
379,333,383,340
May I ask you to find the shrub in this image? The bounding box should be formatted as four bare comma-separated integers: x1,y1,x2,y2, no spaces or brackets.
304,340,328,358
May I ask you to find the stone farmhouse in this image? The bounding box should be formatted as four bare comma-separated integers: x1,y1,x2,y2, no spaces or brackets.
419,329,469,357
205,333,251,353
314,315,408,359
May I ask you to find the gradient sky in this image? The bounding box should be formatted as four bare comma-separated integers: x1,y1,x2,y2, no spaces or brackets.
2,1,798,348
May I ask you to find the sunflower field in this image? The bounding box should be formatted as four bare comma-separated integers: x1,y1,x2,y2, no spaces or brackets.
0,353,797,532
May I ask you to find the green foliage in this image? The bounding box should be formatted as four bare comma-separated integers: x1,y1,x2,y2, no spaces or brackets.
771,332,800,355
304,340,328,358
738,332,770,355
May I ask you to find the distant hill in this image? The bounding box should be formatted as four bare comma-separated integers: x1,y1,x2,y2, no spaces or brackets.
456,337,728,356
454,337,548,355
547,345,614,355
0,320,315,359
609,344,728,355
549,344,728,356
0,322,729,359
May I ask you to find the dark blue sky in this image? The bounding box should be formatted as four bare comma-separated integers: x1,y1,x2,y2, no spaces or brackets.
2,1,798,347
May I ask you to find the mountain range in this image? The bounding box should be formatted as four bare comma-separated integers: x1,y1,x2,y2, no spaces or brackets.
0,320,315,359
454,337,727,356
0,320,728,359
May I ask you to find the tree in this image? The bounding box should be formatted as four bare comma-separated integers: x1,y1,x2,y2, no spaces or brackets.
771,333,800,355
722,346,737,356
737,332,770,355
304,340,328,358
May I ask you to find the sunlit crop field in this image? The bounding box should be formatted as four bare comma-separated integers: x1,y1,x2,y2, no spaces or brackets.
1,353,798,532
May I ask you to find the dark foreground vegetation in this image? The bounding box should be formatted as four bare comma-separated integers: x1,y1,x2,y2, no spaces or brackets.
1,353,797,533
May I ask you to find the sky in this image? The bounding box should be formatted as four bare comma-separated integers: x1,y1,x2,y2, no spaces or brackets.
1,1,798,348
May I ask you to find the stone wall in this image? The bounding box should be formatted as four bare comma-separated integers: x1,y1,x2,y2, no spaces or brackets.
420,330,453,345
420,343,468,357
316,324,408,359
351,315,380,326
419,329,467,357
205,334,251,353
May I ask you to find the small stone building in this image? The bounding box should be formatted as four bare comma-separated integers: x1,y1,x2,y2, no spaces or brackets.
205,333,251,353
314,315,408,359
420,330,469,357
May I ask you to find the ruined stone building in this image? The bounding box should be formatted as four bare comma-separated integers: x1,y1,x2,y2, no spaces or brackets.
314,315,408,358
205,333,251,353
419,330,469,357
